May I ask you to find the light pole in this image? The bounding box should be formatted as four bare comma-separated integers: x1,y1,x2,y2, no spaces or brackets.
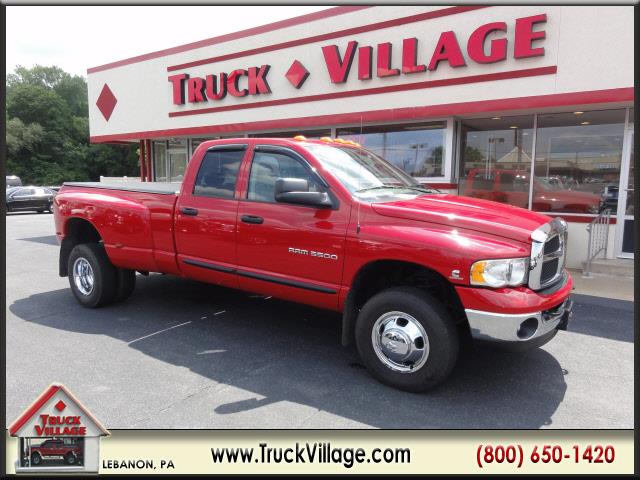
410,143,429,175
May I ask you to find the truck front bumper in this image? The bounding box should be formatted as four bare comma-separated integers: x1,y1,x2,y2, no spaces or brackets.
455,271,573,344
465,298,572,343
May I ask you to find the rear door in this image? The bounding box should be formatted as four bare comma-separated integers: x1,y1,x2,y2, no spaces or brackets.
175,144,248,287
236,145,349,310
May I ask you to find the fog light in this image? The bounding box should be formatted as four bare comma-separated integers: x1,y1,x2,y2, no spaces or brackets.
517,317,538,340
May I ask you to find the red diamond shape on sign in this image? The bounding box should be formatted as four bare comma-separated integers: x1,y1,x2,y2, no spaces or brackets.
54,400,66,412
96,84,117,121
285,60,309,89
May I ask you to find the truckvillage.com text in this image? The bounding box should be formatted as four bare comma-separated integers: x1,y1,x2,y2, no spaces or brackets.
210,443,411,469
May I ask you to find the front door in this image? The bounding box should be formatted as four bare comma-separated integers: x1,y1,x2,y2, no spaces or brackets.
616,127,634,257
236,145,349,310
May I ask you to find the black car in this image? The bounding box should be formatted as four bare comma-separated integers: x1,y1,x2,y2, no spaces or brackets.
6,186,55,213
600,185,619,211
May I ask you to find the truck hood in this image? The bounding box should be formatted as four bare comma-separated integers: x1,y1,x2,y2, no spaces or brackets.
370,194,551,243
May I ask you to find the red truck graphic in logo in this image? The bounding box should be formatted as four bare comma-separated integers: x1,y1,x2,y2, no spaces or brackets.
29,438,83,466
8,383,109,473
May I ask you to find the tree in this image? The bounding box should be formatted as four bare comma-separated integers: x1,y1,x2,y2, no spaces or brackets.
5,65,138,185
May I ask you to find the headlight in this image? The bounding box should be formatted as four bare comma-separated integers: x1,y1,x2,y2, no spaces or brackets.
470,258,529,288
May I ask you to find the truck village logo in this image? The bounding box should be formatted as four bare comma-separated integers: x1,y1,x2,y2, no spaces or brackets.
167,14,548,109
8,383,109,473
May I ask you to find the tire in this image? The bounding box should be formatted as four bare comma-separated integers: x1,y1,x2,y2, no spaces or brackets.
67,243,118,308
355,287,459,392
31,452,42,465
37,209,45,213
114,268,136,303
65,452,77,465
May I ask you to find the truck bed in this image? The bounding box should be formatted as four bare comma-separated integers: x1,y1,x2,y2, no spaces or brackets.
63,181,180,195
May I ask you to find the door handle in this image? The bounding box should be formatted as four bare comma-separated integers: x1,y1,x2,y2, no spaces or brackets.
180,207,199,216
241,215,264,224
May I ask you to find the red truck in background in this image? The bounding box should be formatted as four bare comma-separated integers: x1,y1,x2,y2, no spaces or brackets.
53,137,573,392
464,168,601,214
28,438,82,465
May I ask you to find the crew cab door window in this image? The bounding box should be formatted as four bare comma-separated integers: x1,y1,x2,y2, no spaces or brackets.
193,149,244,198
247,151,318,202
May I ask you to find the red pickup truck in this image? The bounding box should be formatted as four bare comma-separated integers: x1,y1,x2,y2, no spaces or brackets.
54,137,573,391
28,438,82,465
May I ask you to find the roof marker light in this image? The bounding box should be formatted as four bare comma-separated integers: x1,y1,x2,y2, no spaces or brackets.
319,137,333,142
293,135,307,141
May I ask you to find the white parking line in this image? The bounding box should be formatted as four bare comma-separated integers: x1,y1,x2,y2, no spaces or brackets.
127,321,192,345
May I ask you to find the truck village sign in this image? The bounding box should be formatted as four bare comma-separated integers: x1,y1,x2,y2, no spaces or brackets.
167,13,547,107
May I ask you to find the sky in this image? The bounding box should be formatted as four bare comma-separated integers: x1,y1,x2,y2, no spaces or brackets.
6,6,329,78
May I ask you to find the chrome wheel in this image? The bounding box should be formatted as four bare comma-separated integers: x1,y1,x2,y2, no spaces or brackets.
73,257,94,296
371,311,430,373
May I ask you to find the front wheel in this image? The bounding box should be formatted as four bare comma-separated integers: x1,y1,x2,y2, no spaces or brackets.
31,452,42,465
355,287,459,392
65,452,77,465
68,243,118,308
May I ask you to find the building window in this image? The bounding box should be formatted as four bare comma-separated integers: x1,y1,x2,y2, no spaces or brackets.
190,138,213,157
533,109,626,214
458,116,534,209
167,139,188,183
248,129,331,139
153,142,167,182
336,122,446,179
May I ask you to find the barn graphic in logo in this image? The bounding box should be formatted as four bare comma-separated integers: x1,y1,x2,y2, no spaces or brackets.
9,383,109,473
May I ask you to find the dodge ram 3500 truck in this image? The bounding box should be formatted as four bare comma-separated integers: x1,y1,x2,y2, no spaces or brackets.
54,137,573,391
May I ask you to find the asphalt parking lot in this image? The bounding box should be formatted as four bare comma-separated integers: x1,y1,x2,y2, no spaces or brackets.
6,213,635,429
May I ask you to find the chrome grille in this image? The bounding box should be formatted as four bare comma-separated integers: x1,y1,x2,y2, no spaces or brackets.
528,218,568,290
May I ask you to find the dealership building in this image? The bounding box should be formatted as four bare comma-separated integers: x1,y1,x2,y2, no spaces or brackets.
87,5,634,269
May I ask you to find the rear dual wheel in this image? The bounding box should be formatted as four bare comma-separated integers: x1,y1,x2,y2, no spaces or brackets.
68,243,136,308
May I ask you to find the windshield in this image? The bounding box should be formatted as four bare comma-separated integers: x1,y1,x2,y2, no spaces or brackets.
536,177,563,191
305,144,438,200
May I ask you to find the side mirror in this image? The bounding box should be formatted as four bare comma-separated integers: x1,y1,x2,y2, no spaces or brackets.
274,178,333,208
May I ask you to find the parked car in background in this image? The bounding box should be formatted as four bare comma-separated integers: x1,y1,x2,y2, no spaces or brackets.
600,185,618,211
6,186,56,213
6,175,22,188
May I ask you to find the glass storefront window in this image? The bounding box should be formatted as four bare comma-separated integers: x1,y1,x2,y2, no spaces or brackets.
191,138,213,156
533,109,626,214
249,129,331,139
337,122,446,178
168,139,188,183
153,142,167,182
458,116,534,209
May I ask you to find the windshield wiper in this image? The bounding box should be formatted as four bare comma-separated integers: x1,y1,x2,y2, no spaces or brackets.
355,184,438,194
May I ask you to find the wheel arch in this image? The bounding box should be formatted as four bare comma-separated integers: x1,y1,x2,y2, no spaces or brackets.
341,259,466,346
59,217,103,277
